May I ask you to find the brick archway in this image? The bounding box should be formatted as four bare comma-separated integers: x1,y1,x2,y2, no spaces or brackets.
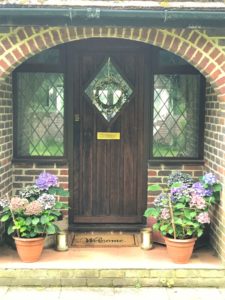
0,26,225,100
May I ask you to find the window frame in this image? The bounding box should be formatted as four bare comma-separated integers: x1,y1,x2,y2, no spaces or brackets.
13,46,68,162
149,49,206,164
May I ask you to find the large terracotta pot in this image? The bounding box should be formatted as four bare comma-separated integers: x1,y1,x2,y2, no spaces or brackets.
164,237,197,264
14,237,45,263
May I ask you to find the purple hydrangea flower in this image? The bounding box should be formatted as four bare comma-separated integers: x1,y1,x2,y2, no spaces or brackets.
204,189,213,197
196,212,210,224
192,182,206,197
35,172,58,190
170,185,192,202
202,173,217,185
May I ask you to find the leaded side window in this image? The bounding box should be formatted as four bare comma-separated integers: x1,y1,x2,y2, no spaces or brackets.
152,74,201,158
15,72,64,157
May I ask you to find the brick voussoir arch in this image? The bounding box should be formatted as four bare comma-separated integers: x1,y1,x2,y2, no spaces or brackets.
0,26,225,100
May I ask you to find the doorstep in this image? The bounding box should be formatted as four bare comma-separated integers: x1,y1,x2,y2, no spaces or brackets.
0,244,224,288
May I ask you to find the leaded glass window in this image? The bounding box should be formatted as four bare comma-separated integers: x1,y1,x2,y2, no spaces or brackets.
153,74,201,158
16,72,64,157
85,57,133,122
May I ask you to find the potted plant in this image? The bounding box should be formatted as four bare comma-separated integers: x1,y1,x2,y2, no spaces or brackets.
0,172,69,262
144,172,222,264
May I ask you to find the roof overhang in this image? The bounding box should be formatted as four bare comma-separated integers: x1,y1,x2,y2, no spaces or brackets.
0,7,225,28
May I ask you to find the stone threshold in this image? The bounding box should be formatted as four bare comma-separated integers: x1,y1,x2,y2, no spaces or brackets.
0,244,224,288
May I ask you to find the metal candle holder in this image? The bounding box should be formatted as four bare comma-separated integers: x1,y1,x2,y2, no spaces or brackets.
56,231,68,251
140,228,153,250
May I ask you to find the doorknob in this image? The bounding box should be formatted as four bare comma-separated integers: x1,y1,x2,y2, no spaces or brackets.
74,114,80,122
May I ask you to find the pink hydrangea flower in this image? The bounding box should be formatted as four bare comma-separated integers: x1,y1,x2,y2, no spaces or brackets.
161,208,170,220
196,212,210,224
10,197,29,212
24,201,43,216
190,194,206,209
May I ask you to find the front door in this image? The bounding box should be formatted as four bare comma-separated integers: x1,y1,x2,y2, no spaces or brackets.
69,39,150,231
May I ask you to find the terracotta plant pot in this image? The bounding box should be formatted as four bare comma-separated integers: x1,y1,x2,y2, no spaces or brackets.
13,237,45,263
164,237,197,264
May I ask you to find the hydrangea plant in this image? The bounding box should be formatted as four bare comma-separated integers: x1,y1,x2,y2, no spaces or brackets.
0,172,69,238
144,171,222,240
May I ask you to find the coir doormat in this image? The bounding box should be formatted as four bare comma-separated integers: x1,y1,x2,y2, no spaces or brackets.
69,232,139,247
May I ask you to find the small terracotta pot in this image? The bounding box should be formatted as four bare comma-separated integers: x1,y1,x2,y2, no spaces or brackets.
14,237,45,263
164,237,197,264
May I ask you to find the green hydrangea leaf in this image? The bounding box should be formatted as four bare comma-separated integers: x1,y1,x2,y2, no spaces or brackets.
46,224,57,235
32,217,40,225
0,214,10,222
147,184,161,192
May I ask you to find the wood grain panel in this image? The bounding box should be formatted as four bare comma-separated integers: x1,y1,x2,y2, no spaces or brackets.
70,39,150,230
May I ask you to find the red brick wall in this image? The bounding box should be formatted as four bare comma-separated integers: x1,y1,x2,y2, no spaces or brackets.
204,82,225,261
0,76,13,244
0,77,13,198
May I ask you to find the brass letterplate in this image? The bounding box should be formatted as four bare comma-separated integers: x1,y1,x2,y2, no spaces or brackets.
97,132,120,140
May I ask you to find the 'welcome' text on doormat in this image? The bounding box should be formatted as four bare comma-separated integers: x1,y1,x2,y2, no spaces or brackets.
70,232,139,247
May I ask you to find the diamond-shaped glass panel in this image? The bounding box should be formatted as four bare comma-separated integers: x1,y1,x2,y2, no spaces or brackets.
153,74,201,158
85,58,133,122
16,73,64,157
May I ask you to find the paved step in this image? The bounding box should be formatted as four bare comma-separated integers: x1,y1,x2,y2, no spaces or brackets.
0,244,224,287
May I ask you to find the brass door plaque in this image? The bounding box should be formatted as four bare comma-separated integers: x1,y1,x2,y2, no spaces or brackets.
97,132,120,140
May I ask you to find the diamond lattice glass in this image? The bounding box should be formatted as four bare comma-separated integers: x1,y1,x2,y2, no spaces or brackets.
16,73,64,157
153,74,201,158
85,58,133,122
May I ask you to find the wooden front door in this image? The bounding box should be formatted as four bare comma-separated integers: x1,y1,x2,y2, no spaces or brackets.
69,39,149,231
